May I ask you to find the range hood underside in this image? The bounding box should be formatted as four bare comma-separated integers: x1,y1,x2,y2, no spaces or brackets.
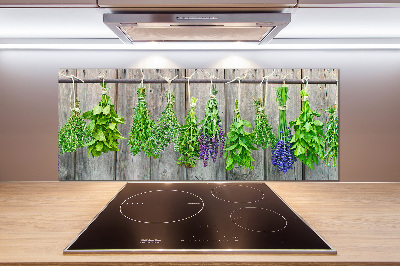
104,13,291,44
120,25,274,42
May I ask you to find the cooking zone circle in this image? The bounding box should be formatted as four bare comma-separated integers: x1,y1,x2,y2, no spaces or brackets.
120,190,204,224
211,184,265,203
230,207,287,233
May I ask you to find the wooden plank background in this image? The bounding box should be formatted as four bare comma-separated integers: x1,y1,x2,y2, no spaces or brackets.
58,69,339,181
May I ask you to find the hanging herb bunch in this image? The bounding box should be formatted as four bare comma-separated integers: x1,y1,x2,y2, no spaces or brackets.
289,89,325,170
199,85,225,167
252,98,277,149
149,91,180,158
58,99,91,154
271,86,297,173
83,83,126,157
128,86,156,157
176,97,200,168
323,105,339,167
224,100,257,171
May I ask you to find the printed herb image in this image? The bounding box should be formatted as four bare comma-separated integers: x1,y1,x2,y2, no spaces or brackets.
176,97,200,168
199,85,225,167
271,86,297,173
252,98,277,149
149,92,180,158
58,99,91,154
324,105,339,167
290,89,325,170
82,83,126,157
128,86,156,157
224,100,257,172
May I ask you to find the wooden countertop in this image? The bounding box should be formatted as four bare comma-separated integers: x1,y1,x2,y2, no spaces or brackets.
0,181,399,265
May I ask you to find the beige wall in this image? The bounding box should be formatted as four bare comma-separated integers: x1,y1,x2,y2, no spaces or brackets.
0,49,399,182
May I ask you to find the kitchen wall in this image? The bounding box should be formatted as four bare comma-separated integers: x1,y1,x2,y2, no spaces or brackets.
0,49,399,182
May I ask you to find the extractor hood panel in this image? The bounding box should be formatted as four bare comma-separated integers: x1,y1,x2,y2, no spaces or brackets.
104,13,290,44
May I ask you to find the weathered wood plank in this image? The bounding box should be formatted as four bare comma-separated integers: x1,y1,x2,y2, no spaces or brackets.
302,69,339,180
149,69,186,180
75,69,117,180
185,69,227,181
58,69,76,181
265,69,302,180
115,69,151,180
225,69,264,181
329,69,339,180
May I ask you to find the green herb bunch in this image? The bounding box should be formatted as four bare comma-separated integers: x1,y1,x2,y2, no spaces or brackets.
176,97,200,168
252,98,277,149
58,99,91,155
128,86,156,156
83,83,126,157
149,92,180,158
199,85,225,167
323,105,339,167
223,100,257,172
289,89,325,170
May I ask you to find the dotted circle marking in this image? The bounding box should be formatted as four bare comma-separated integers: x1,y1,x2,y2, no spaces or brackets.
230,207,287,233
120,190,204,224
211,185,265,204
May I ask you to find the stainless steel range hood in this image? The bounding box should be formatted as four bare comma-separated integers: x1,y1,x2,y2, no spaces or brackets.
103,13,290,45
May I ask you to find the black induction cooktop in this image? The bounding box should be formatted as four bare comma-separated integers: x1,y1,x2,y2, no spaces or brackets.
64,182,336,254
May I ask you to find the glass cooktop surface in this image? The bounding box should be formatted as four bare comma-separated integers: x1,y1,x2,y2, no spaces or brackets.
64,182,336,254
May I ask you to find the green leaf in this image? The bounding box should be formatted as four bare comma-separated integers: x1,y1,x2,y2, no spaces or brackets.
86,139,96,146
93,130,106,142
93,105,102,115
295,144,306,156
82,111,93,119
96,142,103,151
243,120,252,128
225,143,237,151
109,123,116,130
87,120,95,132
102,105,110,115
304,122,312,132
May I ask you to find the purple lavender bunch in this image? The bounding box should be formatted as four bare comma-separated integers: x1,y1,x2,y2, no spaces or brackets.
199,85,225,167
271,86,297,173
198,120,225,167
271,129,297,173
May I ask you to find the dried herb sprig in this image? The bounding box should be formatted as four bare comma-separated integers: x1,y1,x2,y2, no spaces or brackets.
252,98,277,149
128,86,156,156
176,97,200,168
58,99,91,154
83,83,126,157
289,89,325,170
149,92,180,158
271,87,297,173
199,85,225,167
224,100,257,172
324,105,339,167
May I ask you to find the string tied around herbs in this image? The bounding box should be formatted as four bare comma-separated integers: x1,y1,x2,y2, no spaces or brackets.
259,69,276,110
301,76,310,101
183,70,197,104
97,74,108,95
160,73,178,94
138,69,146,101
205,71,219,99
58,73,84,112
226,70,248,108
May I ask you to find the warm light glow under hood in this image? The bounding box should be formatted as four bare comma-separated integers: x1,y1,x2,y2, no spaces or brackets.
104,13,290,45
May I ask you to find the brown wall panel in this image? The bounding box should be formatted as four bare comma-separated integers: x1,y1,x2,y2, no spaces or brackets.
0,49,399,182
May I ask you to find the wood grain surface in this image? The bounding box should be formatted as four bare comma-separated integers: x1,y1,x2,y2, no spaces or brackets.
0,182,399,265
